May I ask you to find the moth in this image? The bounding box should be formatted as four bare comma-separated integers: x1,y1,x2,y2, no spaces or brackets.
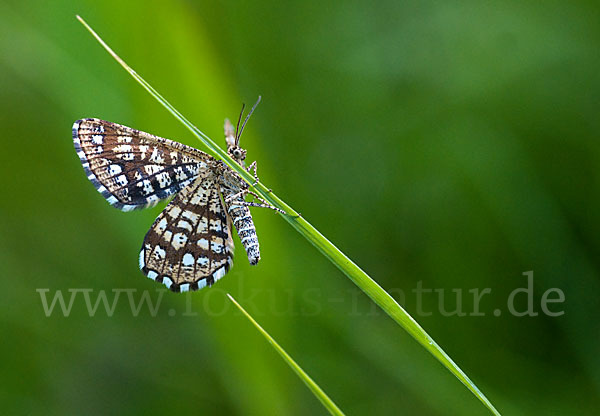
72,98,282,292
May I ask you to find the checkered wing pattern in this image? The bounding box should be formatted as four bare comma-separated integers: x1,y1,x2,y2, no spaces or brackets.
73,118,210,211
139,174,235,292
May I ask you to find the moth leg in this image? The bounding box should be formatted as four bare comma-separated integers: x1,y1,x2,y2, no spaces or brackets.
246,161,259,186
246,191,286,214
226,188,286,214
239,200,285,214
246,163,272,192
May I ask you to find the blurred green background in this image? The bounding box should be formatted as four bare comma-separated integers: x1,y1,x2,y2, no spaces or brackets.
1,0,599,414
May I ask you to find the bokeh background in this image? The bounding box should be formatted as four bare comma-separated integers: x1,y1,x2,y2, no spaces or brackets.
1,0,599,414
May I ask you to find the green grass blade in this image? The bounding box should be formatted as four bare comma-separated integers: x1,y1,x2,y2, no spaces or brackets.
227,294,346,416
76,15,501,416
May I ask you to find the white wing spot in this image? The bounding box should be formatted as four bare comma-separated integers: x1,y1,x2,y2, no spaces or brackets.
211,241,224,253
197,216,208,233
114,144,134,161
174,167,188,181
138,179,154,196
172,233,188,250
209,219,222,232
182,253,195,266
139,145,149,159
117,135,132,143
177,220,193,232
198,238,209,250
153,246,166,260
163,276,173,289
144,165,162,176
213,267,226,281
188,164,200,175
156,218,168,232
114,144,132,153
116,175,128,186
168,206,182,218
145,194,159,206
109,164,122,175
149,148,165,163
156,171,172,188
182,210,199,223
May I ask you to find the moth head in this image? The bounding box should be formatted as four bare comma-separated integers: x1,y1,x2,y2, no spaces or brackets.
224,96,261,163
228,144,247,162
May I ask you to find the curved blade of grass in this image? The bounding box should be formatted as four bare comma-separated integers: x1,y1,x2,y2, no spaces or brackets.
76,15,501,416
227,294,345,416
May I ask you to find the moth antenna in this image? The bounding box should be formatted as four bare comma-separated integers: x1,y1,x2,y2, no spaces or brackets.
237,96,261,144
235,103,245,140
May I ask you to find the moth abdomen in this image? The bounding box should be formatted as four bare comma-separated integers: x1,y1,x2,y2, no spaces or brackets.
227,202,260,265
